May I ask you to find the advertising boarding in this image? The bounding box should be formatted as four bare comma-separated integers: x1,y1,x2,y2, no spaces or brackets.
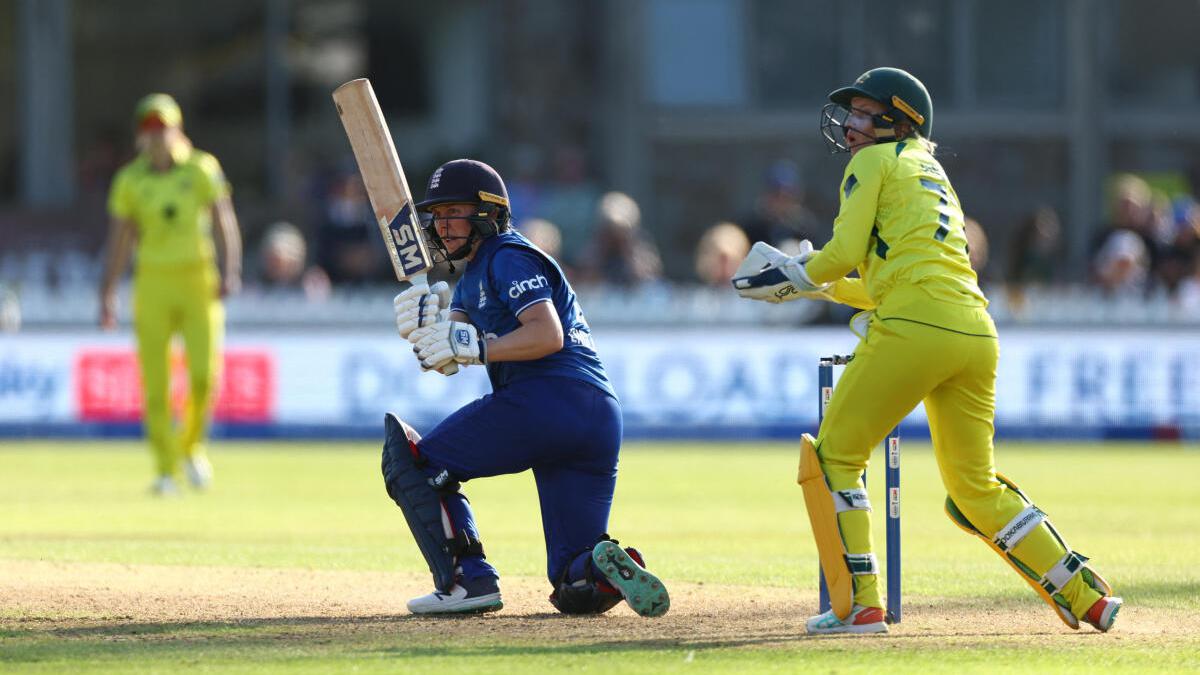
2,328,1197,439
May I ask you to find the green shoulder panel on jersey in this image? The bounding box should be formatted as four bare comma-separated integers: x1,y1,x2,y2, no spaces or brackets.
843,174,859,200
854,142,901,174
843,143,898,197
870,225,890,260
807,143,899,285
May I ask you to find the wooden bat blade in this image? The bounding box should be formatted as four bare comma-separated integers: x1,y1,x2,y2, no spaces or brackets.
333,78,460,376
332,78,433,282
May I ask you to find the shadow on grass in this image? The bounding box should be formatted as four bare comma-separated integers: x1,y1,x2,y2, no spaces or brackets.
1106,579,1200,604
1,613,813,664
928,578,1200,608
8,581,1195,666
7,602,1188,667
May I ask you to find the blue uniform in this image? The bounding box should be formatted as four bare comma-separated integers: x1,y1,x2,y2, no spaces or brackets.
449,231,614,398
418,230,622,585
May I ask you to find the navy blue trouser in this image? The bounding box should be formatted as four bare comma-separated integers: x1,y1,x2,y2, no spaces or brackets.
417,376,621,585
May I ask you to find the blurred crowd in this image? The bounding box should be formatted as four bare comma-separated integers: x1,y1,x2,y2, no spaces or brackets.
4,149,1200,328
289,159,1200,305
1087,174,1200,302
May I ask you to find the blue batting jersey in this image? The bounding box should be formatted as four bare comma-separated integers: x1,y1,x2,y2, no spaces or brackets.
450,230,616,398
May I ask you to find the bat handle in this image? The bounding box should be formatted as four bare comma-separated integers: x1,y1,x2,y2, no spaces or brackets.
409,273,460,376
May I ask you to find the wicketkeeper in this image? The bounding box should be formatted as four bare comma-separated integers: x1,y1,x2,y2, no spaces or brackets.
383,159,669,617
733,68,1121,634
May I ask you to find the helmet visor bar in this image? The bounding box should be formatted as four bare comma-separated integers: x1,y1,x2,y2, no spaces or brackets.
820,103,853,154
420,210,495,263
418,211,452,265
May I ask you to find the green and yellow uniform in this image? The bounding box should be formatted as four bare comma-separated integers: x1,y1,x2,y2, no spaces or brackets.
107,147,229,478
806,139,1105,621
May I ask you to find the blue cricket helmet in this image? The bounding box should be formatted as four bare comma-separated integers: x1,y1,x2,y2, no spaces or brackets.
417,159,512,262
416,159,510,218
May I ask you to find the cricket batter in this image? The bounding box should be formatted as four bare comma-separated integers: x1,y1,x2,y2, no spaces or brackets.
733,68,1121,634
383,159,669,617
99,93,242,496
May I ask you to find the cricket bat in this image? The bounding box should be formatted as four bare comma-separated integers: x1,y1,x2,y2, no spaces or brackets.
333,78,458,374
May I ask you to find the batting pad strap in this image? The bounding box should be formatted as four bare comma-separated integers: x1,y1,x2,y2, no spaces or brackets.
845,553,879,576
1039,550,1089,595
993,505,1046,552
451,530,486,559
833,488,872,513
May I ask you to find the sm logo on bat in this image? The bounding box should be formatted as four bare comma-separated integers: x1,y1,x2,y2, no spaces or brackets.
385,204,430,276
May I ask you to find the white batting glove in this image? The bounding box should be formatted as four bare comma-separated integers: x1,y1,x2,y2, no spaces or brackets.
731,240,829,304
405,324,459,374
413,321,487,368
394,281,450,340
416,351,461,374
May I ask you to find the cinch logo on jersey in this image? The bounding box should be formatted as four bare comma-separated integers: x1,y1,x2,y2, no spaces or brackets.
509,275,549,298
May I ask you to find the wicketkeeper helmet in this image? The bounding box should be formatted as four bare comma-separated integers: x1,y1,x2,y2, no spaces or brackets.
821,67,933,153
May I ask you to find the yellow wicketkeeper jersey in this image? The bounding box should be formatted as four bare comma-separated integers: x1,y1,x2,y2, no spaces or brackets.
806,140,996,336
107,148,230,272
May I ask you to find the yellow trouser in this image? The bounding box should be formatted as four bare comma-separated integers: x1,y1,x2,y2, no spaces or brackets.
816,314,1103,619
132,266,224,478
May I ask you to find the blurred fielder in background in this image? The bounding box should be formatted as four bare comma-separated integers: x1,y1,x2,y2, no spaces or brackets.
382,159,669,617
98,93,242,496
734,68,1121,635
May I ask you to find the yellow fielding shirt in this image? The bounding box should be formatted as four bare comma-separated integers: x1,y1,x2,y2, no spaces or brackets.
107,148,230,272
806,140,996,336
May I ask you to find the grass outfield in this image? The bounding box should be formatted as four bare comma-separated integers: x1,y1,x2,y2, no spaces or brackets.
1,440,1198,673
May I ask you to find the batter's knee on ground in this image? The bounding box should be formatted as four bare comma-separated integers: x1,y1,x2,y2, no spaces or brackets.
549,535,670,617
548,535,633,615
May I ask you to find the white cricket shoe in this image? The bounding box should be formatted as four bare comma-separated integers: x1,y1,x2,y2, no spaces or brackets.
407,576,503,615
149,475,181,497
806,604,888,635
184,455,213,489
